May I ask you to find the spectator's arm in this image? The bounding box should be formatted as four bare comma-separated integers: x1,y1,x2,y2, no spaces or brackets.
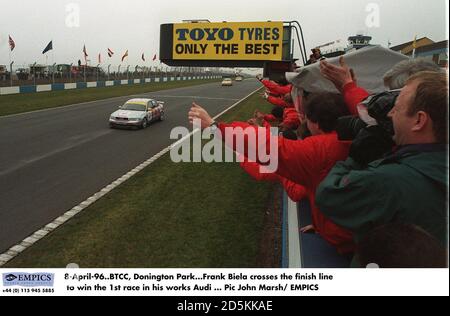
260,80,293,96
188,103,317,187
261,120,272,129
263,114,278,122
240,161,279,182
218,122,318,187
260,79,280,93
281,178,307,202
282,112,301,130
267,95,288,108
276,84,292,95
342,82,370,116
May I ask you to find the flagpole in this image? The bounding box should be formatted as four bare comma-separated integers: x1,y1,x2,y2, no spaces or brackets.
9,48,12,87
52,41,55,70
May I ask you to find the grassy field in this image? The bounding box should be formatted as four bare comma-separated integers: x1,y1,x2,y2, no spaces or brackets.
0,79,220,117
5,89,279,268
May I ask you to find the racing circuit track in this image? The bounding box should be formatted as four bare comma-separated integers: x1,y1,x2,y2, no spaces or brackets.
0,79,261,253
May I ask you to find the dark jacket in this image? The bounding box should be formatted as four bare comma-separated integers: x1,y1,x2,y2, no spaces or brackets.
316,144,448,246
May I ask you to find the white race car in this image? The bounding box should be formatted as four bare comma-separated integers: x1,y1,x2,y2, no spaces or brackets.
221,78,233,86
109,98,165,129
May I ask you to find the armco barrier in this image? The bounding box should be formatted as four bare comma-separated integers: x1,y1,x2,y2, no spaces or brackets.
0,76,220,96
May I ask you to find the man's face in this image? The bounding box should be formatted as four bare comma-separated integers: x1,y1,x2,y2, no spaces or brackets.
388,81,419,145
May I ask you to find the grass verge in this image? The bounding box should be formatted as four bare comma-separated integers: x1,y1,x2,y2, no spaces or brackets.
0,79,220,117
5,89,279,268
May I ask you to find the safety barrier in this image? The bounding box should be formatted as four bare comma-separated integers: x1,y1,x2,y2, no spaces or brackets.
0,75,221,96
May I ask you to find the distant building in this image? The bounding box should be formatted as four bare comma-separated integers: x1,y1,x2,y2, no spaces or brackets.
314,34,374,59
390,37,434,55
316,39,347,58
29,64,47,76
347,34,373,51
0,65,8,80
411,40,448,67
391,38,448,67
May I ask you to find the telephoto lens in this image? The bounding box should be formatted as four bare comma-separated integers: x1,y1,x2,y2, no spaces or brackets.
336,116,368,141
365,90,401,136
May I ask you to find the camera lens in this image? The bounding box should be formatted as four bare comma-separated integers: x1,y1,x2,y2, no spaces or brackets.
336,116,368,141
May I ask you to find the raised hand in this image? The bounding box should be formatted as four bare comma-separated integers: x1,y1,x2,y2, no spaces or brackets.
188,102,214,130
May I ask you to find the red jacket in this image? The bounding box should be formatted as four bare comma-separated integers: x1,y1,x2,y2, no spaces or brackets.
240,161,307,202
218,122,355,254
282,108,301,130
261,79,292,96
267,95,294,108
264,108,300,130
342,82,370,116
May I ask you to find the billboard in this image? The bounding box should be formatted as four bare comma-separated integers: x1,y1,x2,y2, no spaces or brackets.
171,22,284,61
160,21,290,67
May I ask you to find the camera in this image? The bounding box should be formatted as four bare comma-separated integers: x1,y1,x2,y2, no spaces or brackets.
336,115,368,141
336,90,401,141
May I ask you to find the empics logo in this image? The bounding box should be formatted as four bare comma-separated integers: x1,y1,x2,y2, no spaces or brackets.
3,273,54,287
5,274,17,282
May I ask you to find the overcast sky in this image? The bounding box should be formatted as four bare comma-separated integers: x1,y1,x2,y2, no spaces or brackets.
0,0,448,68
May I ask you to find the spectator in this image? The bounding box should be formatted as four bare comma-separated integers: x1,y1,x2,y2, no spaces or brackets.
263,92,294,108
322,57,444,165
256,106,301,131
189,93,355,254
256,75,292,96
357,223,448,268
316,71,448,247
306,48,322,65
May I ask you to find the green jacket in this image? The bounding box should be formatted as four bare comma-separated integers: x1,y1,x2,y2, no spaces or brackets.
316,144,448,246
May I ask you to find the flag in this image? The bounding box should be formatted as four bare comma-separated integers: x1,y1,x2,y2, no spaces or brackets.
121,50,128,62
142,53,145,62
8,35,15,51
152,54,157,61
42,41,53,54
98,53,102,64
107,48,114,57
83,45,88,58
412,35,418,49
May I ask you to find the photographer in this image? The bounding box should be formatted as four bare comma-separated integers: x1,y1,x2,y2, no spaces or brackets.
316,71,448,248
322,58,443,165
320,57,442,115
335,90,399,166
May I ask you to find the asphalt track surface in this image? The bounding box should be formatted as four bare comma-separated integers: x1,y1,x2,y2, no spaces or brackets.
0,79,261,253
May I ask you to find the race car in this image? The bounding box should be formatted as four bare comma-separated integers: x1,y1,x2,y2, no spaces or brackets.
221,78,233,86
109,98,165,129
